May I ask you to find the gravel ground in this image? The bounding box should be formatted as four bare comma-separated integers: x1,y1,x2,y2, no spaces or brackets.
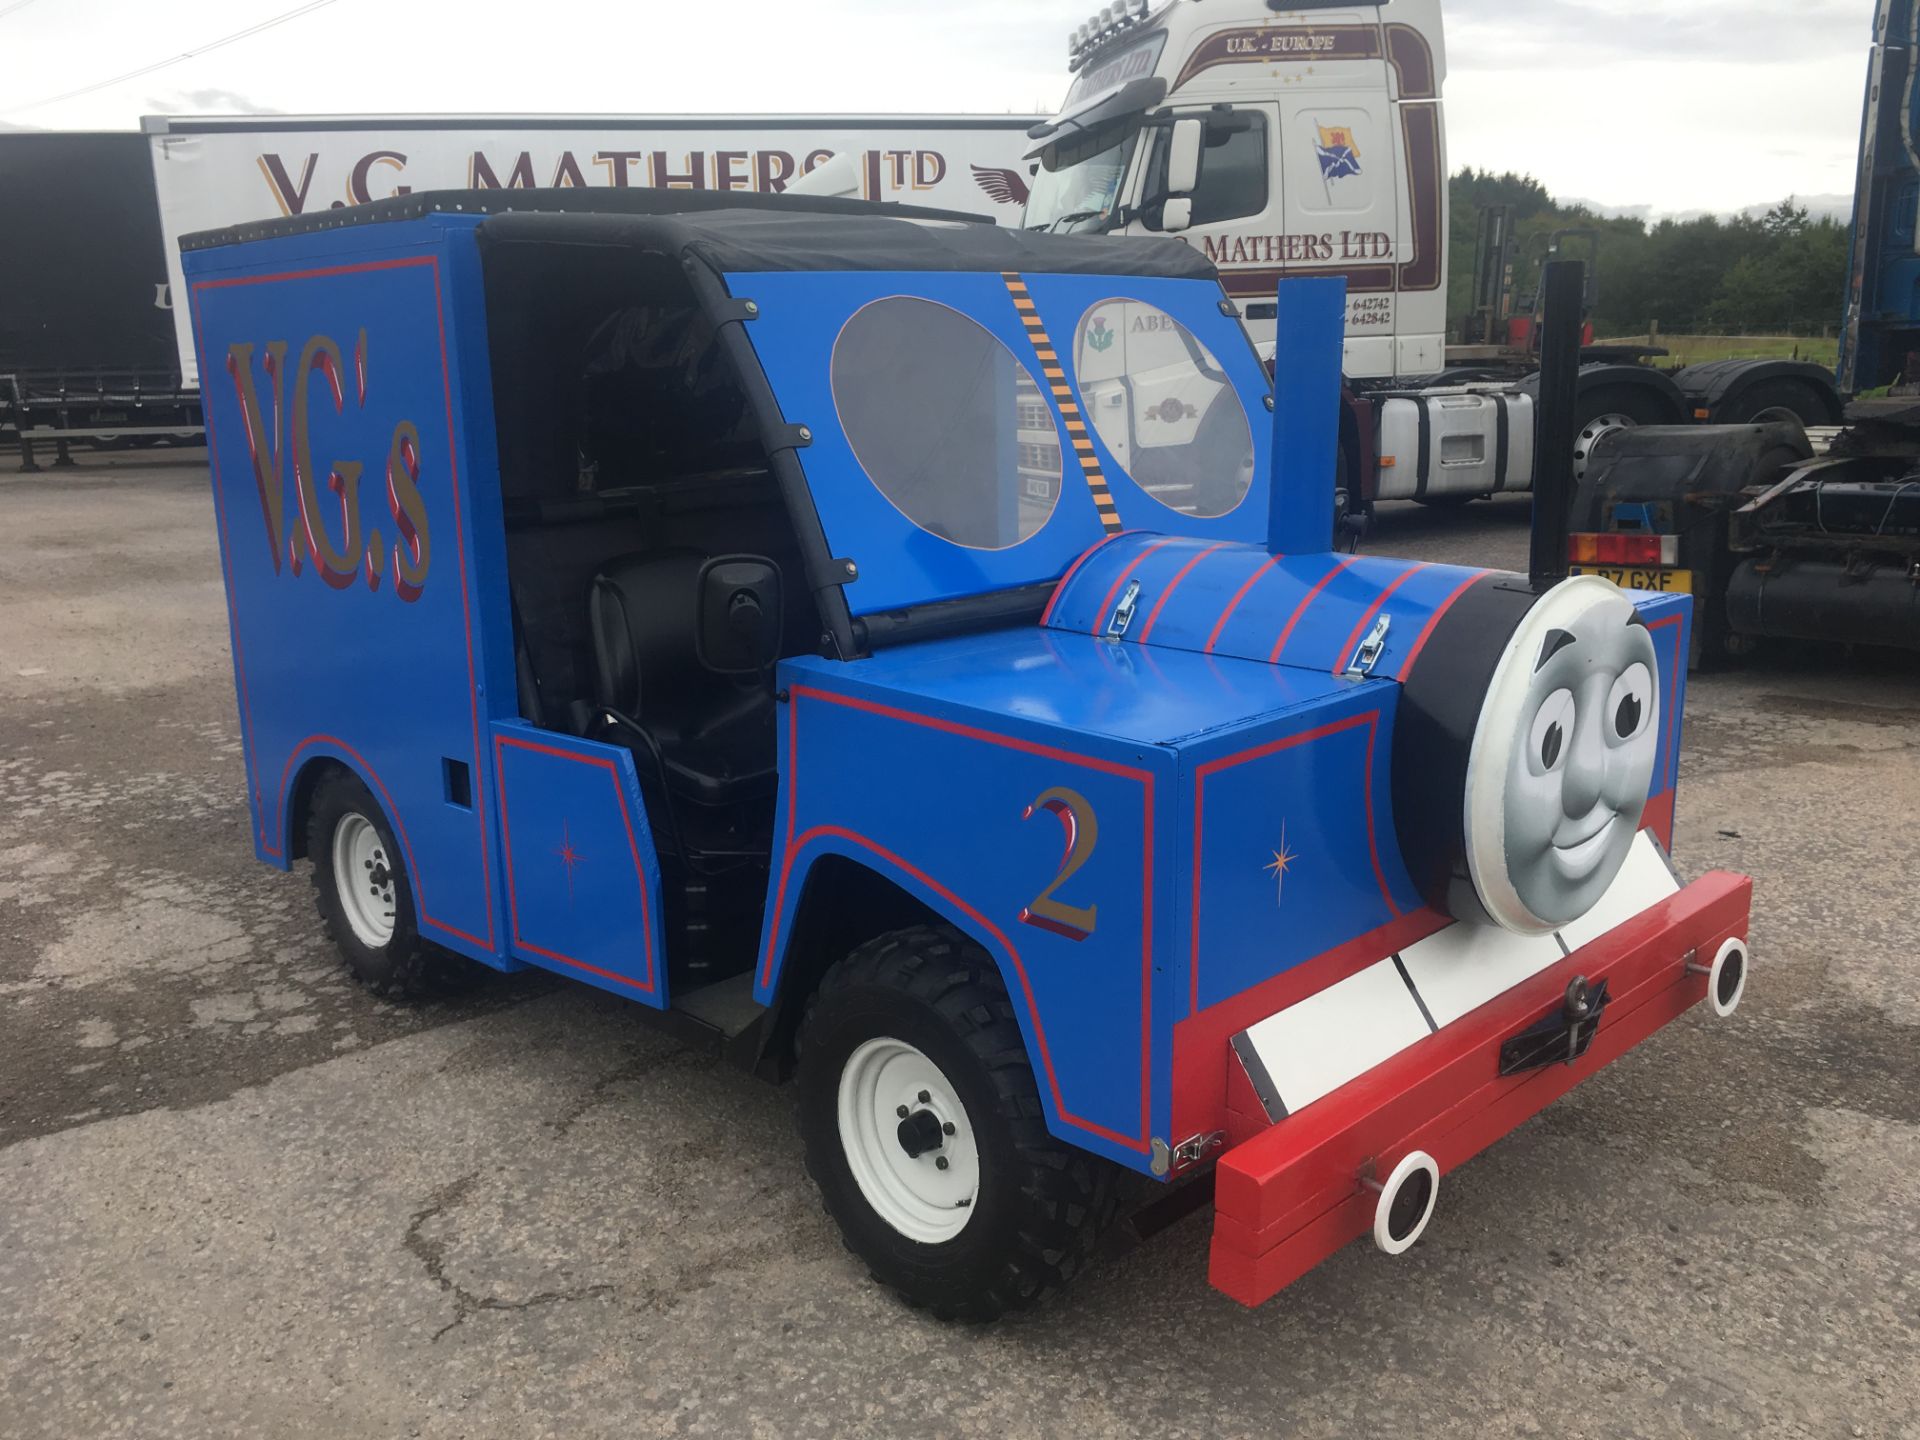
2,455,1916,1439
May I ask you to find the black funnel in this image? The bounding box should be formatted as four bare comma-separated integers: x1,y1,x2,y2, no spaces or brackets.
1530,259,1586,589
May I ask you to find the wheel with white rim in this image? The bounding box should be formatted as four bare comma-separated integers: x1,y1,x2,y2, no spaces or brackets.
306,768,473,1000
796,924,1115,1321
836,1037,980,1243
331,811,397,948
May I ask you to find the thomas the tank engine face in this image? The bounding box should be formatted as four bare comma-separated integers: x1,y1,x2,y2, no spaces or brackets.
1467,578,1661,932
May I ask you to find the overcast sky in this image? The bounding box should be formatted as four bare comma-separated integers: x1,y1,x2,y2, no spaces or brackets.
0,0,1874,216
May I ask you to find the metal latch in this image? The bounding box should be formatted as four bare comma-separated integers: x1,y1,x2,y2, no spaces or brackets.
1344,614,1391,676
1171,1131,1225,1170
1106,579,1142,638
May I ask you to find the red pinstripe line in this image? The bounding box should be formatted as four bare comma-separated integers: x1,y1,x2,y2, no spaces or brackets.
494,733,656,992
1092,538,1177,636
1189,712,1378,1013
201,253,495,950
1360,714,1402,918
192,255,435,289
1204,553,1285,654
1394,571,1484,679
791,686,1154,780
1269,555,1359,663
1138,542,1232,644
1041,530,1139,627
1645,613,1684,791
1329,563,1430,675
760,680,1155,1154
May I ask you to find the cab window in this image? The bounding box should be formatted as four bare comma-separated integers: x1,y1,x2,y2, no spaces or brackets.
832,296,1063,551
1072,299,1255,518
1144,113,1269,228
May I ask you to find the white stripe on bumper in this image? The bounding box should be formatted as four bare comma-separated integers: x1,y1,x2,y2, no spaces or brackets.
1233,831,1683,1121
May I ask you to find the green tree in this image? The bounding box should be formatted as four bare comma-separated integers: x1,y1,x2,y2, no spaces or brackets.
1447,175,1849,342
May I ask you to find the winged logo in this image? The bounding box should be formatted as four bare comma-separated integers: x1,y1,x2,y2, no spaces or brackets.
971,164,1031,207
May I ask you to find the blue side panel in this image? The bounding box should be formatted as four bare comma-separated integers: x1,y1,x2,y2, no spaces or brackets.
185,216,507,962
755,646,1180,1174
1179,684,1421,1015
491,721,667,1008
1630,588,1692,803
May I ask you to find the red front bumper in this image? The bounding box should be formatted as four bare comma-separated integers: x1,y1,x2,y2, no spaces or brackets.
1209,869,1753,1307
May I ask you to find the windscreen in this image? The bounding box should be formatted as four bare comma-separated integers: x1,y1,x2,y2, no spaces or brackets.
731,267,1274,615
831,298,1060,550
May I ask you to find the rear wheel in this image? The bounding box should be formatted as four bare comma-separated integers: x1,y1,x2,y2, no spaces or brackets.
307,770,475,999
1570,387,1674,483
795,924,1113,1321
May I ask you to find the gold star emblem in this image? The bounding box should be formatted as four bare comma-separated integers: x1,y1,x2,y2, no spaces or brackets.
1265,824,1298,905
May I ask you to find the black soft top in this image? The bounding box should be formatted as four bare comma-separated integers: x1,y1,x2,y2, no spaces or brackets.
179,186,1218,281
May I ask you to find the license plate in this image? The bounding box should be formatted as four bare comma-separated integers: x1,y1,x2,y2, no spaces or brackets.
1568,565,1693,593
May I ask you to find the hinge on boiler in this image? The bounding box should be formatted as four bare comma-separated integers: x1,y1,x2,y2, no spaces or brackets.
1344,614,1392,677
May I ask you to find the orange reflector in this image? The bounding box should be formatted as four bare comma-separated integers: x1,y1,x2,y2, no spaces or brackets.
1693,408,1712,421
1569,532,1668,566
1380,456,1397,469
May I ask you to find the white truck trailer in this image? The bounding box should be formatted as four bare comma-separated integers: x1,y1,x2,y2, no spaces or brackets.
142,113,1042,387
1019,0,1843,523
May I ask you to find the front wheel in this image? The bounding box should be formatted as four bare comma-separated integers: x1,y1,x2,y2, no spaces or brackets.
795,925,1113,1321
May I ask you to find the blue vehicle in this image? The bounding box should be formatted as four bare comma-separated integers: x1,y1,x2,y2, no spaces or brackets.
186,188,1753,1317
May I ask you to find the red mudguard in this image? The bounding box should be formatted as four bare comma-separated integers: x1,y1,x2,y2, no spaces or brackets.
1209,870,1753,1307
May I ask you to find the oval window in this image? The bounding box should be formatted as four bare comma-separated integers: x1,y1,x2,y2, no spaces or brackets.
1073,300,1255,518
831,297,1063,551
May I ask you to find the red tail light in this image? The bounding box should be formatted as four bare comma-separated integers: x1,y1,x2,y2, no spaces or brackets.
1568,533,1677,566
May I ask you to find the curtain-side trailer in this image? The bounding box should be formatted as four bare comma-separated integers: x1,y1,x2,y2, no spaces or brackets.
4,114,1041,468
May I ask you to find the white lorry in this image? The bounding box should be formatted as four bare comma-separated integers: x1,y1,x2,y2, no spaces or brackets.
142,113,1041,386
1020,0,1843,519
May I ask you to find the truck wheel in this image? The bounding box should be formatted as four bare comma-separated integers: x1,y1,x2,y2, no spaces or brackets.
1712,379,1829,428
795,924,1114,1321
307,770,472,999
1571,388,1670,482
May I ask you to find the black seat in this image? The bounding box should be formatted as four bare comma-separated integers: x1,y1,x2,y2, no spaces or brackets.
587,551,778,813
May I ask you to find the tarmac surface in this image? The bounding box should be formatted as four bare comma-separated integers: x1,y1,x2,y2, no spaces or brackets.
2,452,1918,1439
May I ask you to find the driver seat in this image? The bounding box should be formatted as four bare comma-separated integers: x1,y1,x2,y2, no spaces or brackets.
587,550,778,816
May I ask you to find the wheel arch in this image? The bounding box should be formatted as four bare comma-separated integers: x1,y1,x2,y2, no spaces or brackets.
1673,359,1843,424
1521,363,1691,424
757,849,1023,1081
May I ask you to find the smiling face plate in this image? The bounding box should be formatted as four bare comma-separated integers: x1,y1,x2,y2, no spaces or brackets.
1462,576,1661,933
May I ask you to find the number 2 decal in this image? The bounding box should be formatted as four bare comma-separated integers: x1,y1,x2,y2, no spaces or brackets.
1019,787,1099,942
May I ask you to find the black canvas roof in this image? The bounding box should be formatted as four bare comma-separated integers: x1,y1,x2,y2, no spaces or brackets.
179,186,1218,281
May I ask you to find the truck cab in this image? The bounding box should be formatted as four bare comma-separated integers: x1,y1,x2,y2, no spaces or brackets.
1023,0,1839,516
1025,0,1447,382
185,187,1753,1319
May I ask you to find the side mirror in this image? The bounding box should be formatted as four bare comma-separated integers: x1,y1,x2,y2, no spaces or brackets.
1161,196,1193,233
696,555,783,675
1166,117,1203,196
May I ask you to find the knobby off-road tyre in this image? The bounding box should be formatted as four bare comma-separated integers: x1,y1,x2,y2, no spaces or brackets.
306,770,477,1000
795,924,1116,1322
